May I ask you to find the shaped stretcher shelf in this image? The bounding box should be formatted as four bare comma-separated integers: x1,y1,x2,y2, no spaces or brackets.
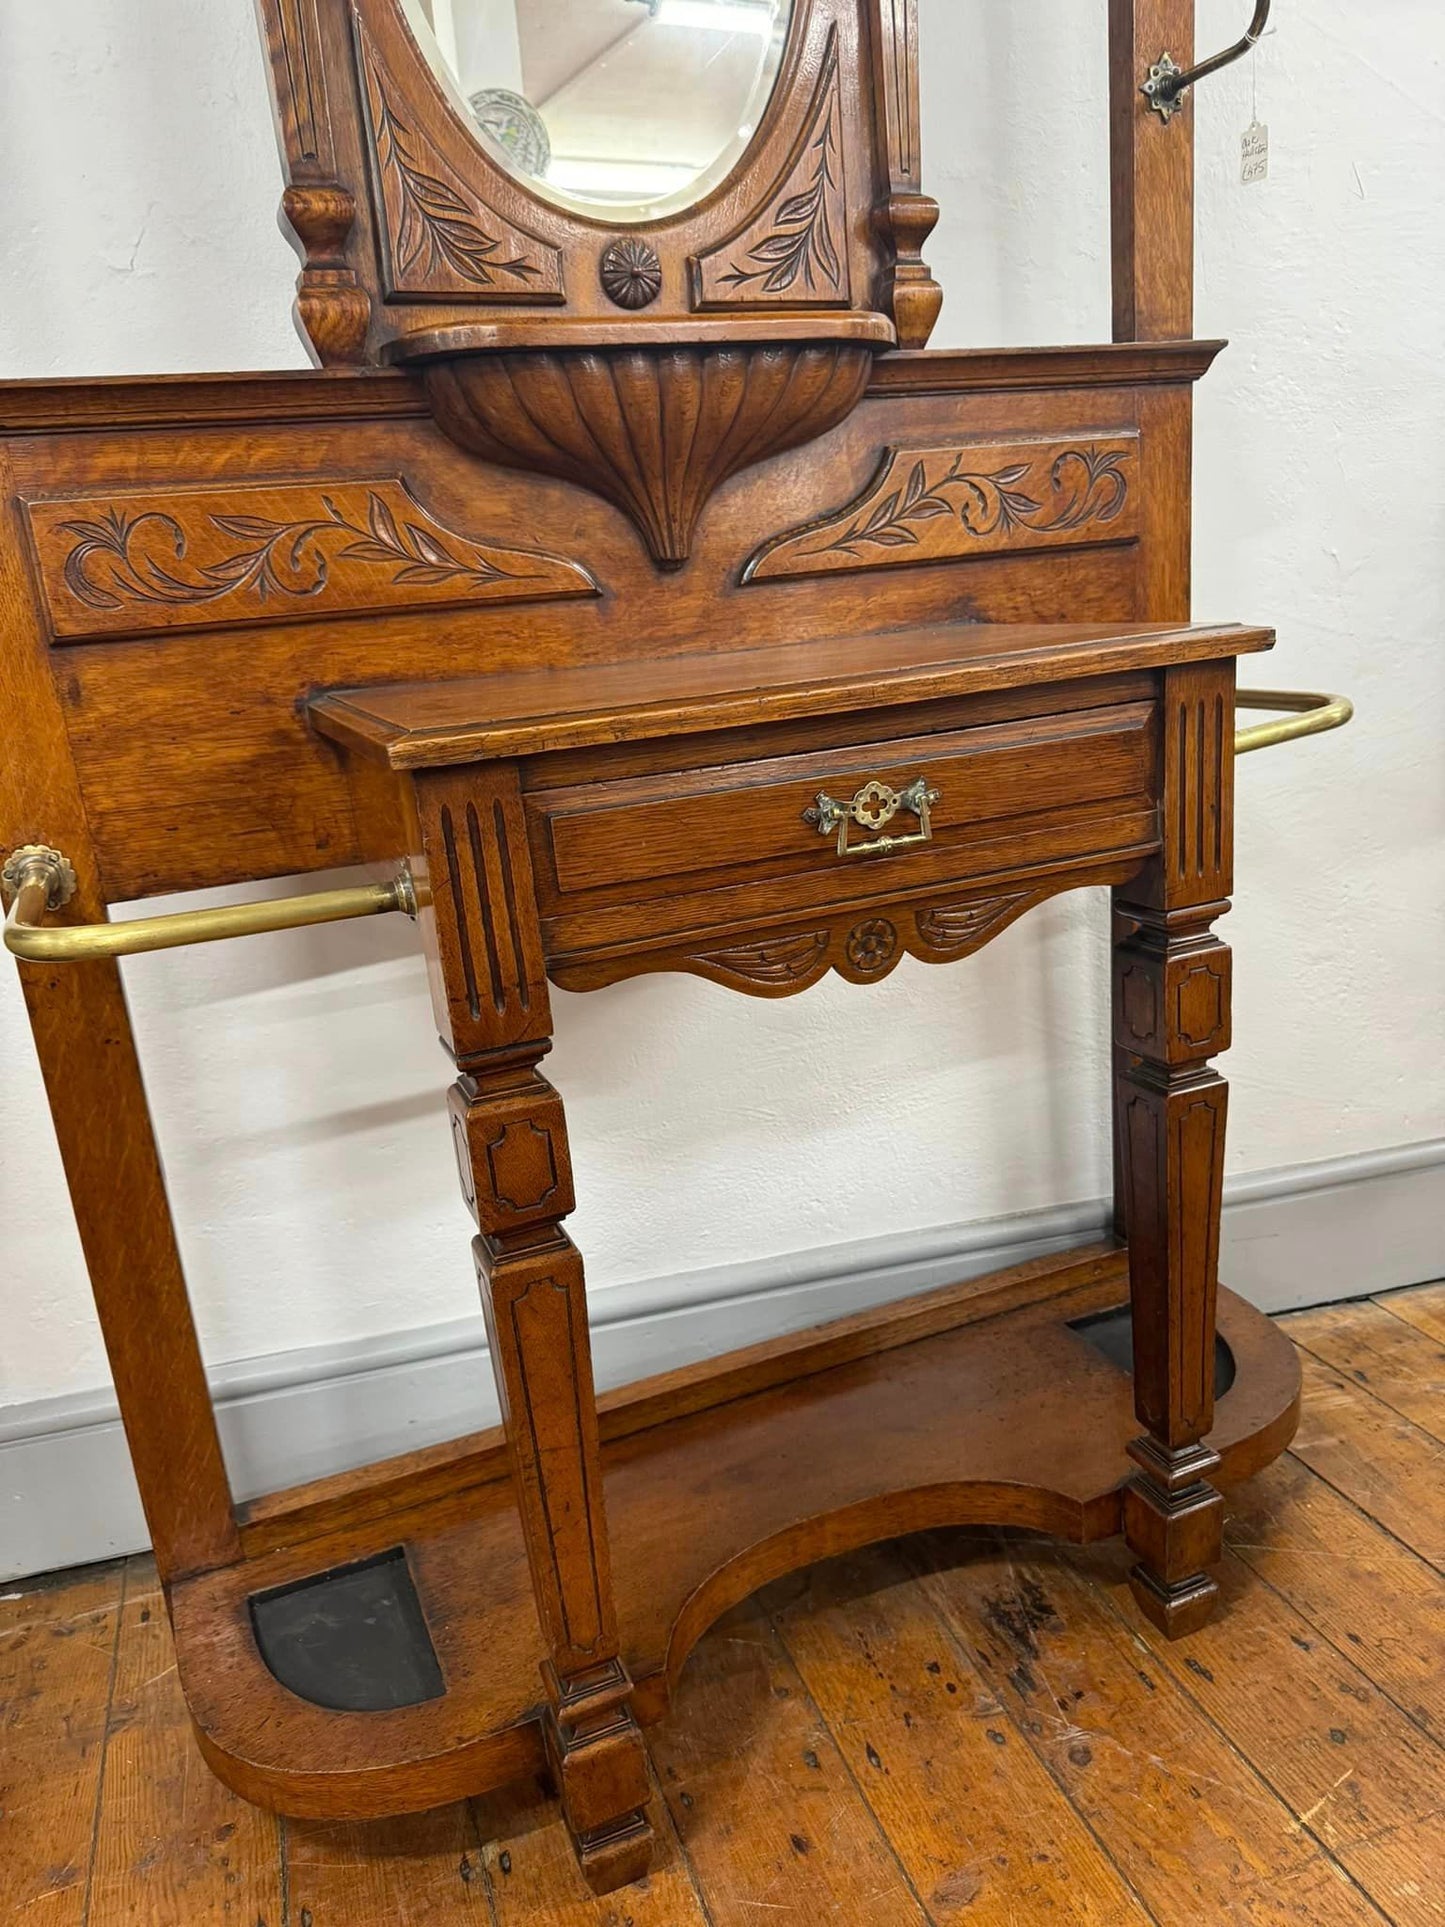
174,1245,1300,1819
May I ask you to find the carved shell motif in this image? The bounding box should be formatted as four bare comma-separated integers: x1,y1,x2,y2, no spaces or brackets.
423,341,874,569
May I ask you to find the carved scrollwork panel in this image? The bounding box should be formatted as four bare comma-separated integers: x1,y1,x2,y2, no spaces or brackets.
355,19,563,303
688,930,833,994
550,886,1093,999
26,479,599,643
744,435,1141,584
690,27,851,312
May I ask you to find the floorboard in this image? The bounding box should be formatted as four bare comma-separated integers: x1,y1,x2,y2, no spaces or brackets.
1225,1453,1445,1745
1064,1537,1445,1925
88,1559,283,1926
762,1542,1155,1923
1374,1279,1445,1347
1286,1298,1445,1445
1287,1354,1445,1572
0,1560,123,1926
910,1530,1391,1926
1,1286,1441,1925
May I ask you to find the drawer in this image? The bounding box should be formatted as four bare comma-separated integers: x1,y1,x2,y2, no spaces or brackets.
527,701,1155,903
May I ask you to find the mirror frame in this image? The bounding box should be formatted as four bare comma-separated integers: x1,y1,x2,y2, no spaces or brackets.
257,0,940,366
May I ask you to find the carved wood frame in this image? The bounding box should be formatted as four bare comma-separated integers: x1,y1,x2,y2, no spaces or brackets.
256,0,940,364
254,0,941,567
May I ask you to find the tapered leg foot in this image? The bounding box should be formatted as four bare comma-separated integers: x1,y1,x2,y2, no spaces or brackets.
1128,1564,1220,1640
1123,1437,1224,1639
542,1659,655,1894
574,1811,656,1897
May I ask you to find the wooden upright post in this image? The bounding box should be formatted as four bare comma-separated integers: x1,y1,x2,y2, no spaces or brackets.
0,461,240,1584
1114,663,1234,1635
1108,2,1229,1636
1110,0,1195,344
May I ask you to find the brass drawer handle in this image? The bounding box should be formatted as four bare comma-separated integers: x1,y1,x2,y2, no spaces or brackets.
804,776,941,858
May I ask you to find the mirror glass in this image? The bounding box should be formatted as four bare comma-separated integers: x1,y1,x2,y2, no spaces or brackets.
400,0,794,221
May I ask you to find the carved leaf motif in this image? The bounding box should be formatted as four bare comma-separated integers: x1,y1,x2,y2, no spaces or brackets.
743,437,1140,584
691,29,850,309
58,490,503,613
372,92,541,287
355,23,561,300
693,931,832,989
31,481,599,642
915,894,1035,956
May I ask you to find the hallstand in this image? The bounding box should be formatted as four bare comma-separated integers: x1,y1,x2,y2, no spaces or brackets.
1,0,1346,1893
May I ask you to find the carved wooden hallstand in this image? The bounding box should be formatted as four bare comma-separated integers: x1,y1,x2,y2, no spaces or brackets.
2,0,1338,1895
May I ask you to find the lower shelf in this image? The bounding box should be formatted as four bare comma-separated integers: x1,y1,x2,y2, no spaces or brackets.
171,1246,1300,1820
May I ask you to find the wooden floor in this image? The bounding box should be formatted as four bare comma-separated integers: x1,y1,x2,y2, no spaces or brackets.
4,1284,1444,1926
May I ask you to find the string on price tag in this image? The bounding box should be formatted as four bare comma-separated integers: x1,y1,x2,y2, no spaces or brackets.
1241,31,1269,185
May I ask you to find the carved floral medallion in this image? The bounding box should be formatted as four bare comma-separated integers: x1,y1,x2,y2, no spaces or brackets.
599,239,663,311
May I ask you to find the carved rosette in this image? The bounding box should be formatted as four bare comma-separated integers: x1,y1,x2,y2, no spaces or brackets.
421,339,875,569
599,238,662,311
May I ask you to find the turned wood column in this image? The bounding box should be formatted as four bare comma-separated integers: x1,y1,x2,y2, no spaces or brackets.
1113,660,1233,1637
411,763,653,1894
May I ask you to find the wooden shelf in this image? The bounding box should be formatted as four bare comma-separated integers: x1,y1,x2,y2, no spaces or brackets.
311,619,1274,768
172,1246,1300,1821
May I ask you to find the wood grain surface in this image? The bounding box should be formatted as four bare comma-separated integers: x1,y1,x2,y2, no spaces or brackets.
3,1283,1439,1924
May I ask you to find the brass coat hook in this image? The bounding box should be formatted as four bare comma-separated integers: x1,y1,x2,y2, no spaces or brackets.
1142,0,1272,122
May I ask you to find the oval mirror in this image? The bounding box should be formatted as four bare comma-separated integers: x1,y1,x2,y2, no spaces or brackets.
400,0,794,222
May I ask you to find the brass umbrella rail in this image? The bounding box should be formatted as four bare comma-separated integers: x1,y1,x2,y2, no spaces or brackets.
3,688,1351,963
1235,687,1354,756
1,853,417,965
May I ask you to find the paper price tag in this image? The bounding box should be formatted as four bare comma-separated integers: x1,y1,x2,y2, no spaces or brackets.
1241,119,1269,185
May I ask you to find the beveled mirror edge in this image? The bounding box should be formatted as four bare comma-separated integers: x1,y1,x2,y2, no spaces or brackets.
394,0,798,227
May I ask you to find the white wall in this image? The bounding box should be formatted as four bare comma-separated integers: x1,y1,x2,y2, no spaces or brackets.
1,3,1442,1444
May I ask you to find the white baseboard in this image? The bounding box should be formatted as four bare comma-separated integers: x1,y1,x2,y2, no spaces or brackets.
2,1140,1440,1583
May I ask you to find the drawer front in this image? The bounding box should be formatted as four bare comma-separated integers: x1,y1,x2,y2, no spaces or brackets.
529,702,1155,903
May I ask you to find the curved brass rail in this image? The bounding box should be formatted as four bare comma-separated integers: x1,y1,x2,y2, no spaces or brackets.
1235,689,1354,757
2,846,417,964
